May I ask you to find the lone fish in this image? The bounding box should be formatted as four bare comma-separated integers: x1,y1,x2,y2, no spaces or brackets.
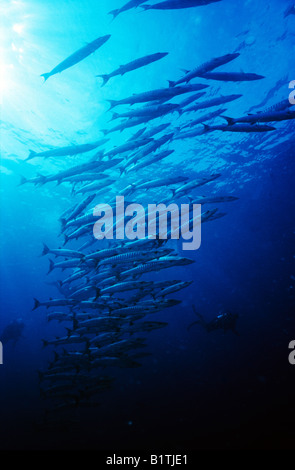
41,34,111,82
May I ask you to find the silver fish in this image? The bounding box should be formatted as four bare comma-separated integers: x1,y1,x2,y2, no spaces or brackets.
142,0,222,11
97,52,168,86
41,34,111,81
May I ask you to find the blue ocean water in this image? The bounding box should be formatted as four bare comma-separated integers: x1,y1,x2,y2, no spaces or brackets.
0,0,295,450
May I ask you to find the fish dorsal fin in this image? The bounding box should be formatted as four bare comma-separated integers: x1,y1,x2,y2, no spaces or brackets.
180,68,190,74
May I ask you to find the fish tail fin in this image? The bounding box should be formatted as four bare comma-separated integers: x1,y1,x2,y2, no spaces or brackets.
47,259,54,275
40,73,50,83
63,234,69,246
97,74,110,87
111,112,119,121
78,256,86,266
42,339,48,348
42,243,49,256
32,298,41,311
18,175,28,186
106,99,118,110
221,115,234,125
108,9,120,20
202,123,211,132
65,328,72,337
119,166,126,176
25,150,36,161
60,217,67,230
168,80,175,88
94,288,101,301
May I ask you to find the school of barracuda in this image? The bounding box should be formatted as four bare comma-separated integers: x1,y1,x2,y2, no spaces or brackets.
20,0,295,415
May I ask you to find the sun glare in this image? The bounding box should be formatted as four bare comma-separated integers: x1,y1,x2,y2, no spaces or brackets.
0,0,29,103
12,23,24,34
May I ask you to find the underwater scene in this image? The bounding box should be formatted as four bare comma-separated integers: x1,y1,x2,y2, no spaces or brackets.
1,0,295,452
